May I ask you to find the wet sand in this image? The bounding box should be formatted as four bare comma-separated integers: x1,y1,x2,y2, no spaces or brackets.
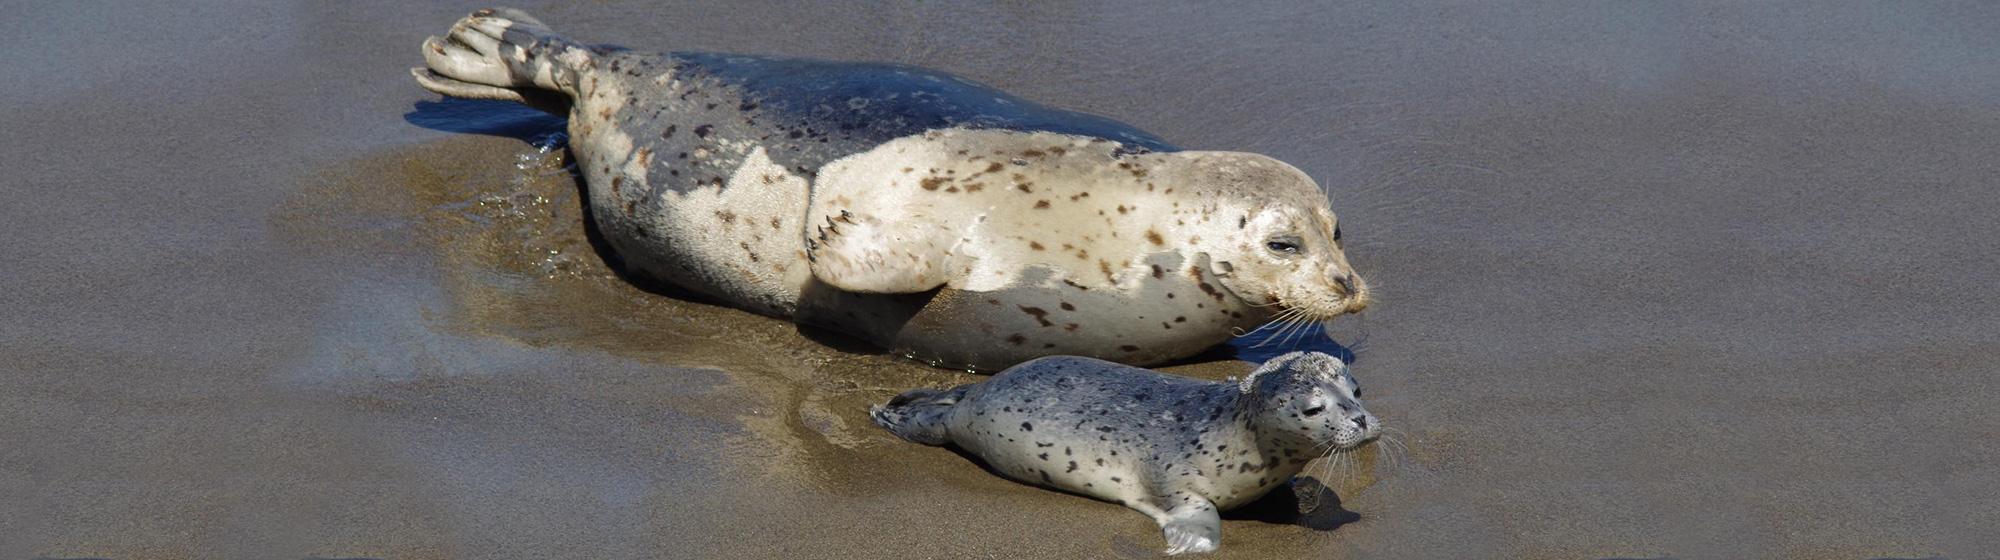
4,2,1997,559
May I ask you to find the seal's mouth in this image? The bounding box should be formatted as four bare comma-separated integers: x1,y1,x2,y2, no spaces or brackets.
1274,291,1370,321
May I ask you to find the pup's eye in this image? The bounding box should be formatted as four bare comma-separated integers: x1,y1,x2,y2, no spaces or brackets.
1333,225,1342,243
1353,388,1361,398
1301,405,1326,417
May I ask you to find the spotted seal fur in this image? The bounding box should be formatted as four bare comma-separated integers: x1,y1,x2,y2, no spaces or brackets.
413,8,1371,370
871,351,1380,554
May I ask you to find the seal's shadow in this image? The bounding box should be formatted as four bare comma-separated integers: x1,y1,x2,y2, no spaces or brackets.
405,97,567,141
1222,476,1362,532
1219,322,1359,366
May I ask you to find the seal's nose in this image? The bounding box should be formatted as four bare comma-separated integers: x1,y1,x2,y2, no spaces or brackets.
1333,273,1356,295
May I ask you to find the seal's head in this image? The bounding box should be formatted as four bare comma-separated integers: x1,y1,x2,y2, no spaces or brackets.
1175,153,1371,323
1241,351,1379,449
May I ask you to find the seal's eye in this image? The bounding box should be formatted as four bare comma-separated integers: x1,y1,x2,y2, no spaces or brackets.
1333,225,1342,243
1266,236,1303,255
1353,387,1362,398
1301,405,1326,417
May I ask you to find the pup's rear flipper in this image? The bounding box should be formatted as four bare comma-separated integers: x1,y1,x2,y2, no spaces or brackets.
869,386,969,446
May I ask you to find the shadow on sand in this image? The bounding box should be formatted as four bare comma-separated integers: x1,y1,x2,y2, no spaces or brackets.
404,97,566,142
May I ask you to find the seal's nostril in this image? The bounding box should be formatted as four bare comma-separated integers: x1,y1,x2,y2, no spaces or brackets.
1333,274,1355,294
1353,416,1368,430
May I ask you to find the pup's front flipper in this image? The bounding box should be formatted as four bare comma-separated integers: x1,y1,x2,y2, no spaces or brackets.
1156,496,1221,555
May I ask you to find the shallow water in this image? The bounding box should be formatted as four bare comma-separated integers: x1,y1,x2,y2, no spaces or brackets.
6,2,1999,559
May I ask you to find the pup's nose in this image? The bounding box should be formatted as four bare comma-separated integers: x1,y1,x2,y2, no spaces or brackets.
1353,415,1368,430
1333,273,1356,295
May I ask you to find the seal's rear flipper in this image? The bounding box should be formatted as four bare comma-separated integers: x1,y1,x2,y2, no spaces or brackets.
869,386,969,446
409,69,569,114
414,7,591,102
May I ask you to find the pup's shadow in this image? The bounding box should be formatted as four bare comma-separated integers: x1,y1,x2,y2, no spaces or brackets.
946,445,1358,533
1222,476,1361,532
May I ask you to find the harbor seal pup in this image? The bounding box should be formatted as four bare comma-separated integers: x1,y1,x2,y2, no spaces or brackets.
413,9,1372,370
871,351,1380,554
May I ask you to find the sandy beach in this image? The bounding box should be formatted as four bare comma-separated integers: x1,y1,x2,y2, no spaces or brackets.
4,2,1995,558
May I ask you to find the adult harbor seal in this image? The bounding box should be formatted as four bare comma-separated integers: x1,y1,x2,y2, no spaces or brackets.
871,351,1380,554
413,8,1371,370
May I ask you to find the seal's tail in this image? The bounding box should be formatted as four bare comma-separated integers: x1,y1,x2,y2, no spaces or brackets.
870,386,969,446
411,7,590,110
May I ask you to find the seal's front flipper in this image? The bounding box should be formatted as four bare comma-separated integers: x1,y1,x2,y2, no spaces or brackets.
806,209,953,294
1158,497,1221,555
414,7,590,100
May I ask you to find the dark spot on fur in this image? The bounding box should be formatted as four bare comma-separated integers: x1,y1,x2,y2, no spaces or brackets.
1029,241,1045,251
662,125,677,138
1145,229,1164,245
1034,200,1051,209
1120,345,1139,352
1023,422,1034,432
694,124,714,138
1150,264,1163,278
1006,334,1026,346
1018,306,1053,327
921,177,946,191
1198,282,1222,300
1059,302,1074,311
